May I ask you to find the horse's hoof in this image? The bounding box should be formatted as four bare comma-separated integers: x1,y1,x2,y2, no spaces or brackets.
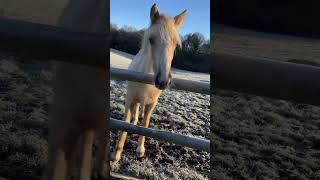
136,151,145,158
111,151,121,162
136,146,145,158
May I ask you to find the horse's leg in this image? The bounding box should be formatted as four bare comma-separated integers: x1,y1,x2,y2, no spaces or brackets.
43,145,67,180
43,132,77,180
65,134,78,180
112,104,132,161
43,109,73,180
140,104,145,120
51,150,67,180
78,130,95,180
94,125,110,179
132,103,140,125
136,102,157,158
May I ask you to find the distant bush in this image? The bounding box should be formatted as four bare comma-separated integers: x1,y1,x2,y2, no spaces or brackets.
110,25,143,55
173,50,211,73
110,23,211,73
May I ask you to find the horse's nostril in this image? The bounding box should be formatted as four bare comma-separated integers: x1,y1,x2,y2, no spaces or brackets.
155,74,170,90
157,81,168,90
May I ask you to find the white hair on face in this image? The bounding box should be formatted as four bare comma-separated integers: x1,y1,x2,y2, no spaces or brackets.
141,14,181,51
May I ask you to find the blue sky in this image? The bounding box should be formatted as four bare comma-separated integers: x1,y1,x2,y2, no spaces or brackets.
110,0,210,40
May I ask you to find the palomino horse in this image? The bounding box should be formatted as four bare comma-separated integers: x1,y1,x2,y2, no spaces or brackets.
42,0,109,180
112,4,187,161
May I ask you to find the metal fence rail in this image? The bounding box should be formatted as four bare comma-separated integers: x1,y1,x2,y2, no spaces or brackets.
110,118,210,152
212,53,320,106
111,67,210,94
0,17,107,67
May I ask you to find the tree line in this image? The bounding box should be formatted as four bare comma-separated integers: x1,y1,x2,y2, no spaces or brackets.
110,23,211,73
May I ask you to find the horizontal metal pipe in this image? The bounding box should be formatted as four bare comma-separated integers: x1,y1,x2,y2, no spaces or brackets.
111,67,210,94
110,118,210,152
0,17,108,67
212,53,320,106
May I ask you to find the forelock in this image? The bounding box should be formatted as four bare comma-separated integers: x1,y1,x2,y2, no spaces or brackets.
146,14,181,46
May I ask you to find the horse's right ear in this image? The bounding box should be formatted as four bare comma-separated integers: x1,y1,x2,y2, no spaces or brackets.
174,10,187,29
150,3,160,24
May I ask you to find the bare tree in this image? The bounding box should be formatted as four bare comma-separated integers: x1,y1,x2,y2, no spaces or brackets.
182,32,205,54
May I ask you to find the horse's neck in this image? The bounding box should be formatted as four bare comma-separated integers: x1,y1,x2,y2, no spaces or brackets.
132,47,154,74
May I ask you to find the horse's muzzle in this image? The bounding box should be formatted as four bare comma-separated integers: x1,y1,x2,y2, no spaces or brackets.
155,72,172,90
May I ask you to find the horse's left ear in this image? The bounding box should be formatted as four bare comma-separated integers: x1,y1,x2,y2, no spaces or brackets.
151,4,160,24
174,10,187,29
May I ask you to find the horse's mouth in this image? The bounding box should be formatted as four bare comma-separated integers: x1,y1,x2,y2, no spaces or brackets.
155,72,172,90
155,79,172,90
155,84,167,90
155,81,168,90
155,79,170,90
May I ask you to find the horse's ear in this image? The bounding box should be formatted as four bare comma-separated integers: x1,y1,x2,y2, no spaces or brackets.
174,10,187,29
150,4,160,24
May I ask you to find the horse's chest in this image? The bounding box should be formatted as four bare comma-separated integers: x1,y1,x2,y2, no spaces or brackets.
146,91,160,103
128,83,161,105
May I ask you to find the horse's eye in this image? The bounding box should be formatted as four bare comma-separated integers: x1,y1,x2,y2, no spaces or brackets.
149,37,154,45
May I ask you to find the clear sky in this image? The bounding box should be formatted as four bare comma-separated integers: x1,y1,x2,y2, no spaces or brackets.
110,0,210,40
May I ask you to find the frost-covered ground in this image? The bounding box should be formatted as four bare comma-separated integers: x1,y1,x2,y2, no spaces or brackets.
210,25,320,179
110,80,210,179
